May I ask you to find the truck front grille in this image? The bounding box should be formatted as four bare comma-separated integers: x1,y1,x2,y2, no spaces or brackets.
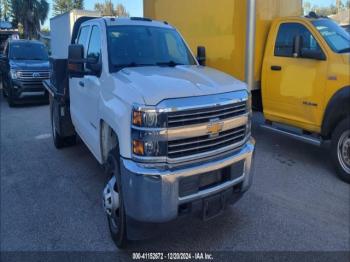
168,125,246,159
18,70,50,80
167,101,247,128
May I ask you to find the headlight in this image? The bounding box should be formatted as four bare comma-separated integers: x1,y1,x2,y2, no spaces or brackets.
10,69,20,79
132,107,166,128
131,106,167,160
132,139,166,157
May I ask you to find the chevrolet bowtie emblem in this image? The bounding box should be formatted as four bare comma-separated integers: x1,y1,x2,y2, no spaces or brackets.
207,120,224,136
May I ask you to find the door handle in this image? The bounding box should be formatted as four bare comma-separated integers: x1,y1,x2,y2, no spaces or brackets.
271,65,282,71
79,81,85,87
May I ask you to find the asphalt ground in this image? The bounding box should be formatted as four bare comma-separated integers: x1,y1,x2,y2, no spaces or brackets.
1,91,349,260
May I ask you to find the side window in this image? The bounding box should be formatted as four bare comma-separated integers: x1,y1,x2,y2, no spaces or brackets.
275,23,322,58
87,26,101,62
86,26,102,73
76,26,90,47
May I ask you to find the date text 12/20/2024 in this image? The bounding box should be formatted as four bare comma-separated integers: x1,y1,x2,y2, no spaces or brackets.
132,252,214,260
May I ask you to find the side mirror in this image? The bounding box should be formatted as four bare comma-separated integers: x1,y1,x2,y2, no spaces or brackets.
68,44,85,78
293,36,302,58
300,49,326,61
197,46,206,66
86,55,102,76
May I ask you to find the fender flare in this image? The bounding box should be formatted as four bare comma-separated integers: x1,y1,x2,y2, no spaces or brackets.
321,86,350,139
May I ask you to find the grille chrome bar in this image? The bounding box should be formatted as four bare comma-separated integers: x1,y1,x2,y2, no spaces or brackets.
169,103,246,119
168,126,246,159
168,126,245,149
17,71,50,80
167,114,248,141
167,101,246,128
168,107,246,125
168,134,245,155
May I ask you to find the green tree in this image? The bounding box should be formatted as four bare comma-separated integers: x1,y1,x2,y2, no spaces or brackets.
314,5,338,16
53,0,84,15
94,1,129,17
72,0,84,9
94,0,114,16
115,3,129,17
11,0,49,39
1,0,12,21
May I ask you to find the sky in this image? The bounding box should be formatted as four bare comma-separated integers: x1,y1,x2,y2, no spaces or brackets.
44,0,343,28
44,0,143,28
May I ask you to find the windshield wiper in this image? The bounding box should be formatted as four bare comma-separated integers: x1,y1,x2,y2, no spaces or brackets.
156,61,184,67
112,62,155,69
338,47,350,53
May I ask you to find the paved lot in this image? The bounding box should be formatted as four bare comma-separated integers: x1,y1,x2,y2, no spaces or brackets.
1,92,349,253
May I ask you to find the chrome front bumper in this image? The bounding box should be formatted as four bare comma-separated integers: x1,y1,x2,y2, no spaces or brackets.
120,138,255,223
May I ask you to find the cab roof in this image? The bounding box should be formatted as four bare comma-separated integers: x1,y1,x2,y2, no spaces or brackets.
9,39,44,45
83,17,174,29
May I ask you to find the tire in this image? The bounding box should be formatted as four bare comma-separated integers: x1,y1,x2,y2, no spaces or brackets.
104,148,128,248
7,88,15,107
51,106,65,149
331,117,350,183
0,76,5,97
2,81,7,97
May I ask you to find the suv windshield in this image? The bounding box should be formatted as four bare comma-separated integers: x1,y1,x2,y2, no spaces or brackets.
9,42,49,60
312,19,350,53
107,25,196,71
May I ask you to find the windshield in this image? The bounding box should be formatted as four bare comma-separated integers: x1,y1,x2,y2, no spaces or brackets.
312,19,350,53
107,25,196,71
9,42,49,60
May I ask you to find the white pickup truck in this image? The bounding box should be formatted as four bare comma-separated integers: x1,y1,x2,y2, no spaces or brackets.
45,14,255,248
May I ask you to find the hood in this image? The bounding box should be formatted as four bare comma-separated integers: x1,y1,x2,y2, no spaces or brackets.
113,65,247,105
10,60,49,71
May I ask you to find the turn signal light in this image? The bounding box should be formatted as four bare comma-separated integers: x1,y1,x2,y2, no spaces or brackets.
132,111,143,126
132,140,144,155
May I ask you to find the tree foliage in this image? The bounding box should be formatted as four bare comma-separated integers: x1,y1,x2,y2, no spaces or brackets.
0,0,12,21
304,0,349,16
11,0,49,39
53,0,84,15
94,1,129,17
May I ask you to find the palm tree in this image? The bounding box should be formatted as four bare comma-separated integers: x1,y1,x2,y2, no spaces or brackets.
11,0,49,39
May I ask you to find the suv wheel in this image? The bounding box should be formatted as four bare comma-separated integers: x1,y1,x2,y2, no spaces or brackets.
7,88,15,107
2,82,7,98
103,148,128,248
331,117,350,183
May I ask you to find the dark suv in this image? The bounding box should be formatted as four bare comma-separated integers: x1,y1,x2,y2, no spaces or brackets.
0,40,50,106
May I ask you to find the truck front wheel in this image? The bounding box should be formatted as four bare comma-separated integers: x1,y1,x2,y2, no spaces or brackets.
331,117,350,183
103,148,128,248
